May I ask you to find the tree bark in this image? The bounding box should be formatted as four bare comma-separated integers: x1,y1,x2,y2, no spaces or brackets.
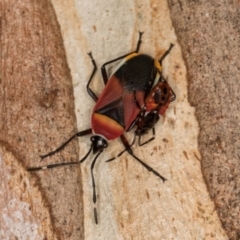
0,0,83,239
168,1,240,239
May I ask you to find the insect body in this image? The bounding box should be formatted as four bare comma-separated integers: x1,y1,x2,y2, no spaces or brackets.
91,53,157,147
27,32,175,224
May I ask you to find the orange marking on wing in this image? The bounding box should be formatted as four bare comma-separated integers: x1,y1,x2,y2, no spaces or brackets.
92,113,124,140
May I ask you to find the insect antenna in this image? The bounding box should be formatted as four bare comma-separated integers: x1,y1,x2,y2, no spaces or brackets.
27,145,92,171
90,151,102,224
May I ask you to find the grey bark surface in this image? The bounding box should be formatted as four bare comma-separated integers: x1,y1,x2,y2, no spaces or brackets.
168,1,240,239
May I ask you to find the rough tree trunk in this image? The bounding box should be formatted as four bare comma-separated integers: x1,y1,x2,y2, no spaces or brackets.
0,0,83,239
168,1,240,239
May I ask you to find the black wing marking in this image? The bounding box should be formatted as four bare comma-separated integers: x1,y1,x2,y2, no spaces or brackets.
96,96,125,127
115,54,157,94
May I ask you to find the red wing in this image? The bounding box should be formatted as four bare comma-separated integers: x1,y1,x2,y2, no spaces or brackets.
93,75,145,130
123,91,145,130
93,75,123,112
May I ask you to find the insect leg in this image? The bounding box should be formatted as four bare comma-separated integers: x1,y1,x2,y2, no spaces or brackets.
135,31,144,52
87,52,98,102
101,32,144,84
138,127,156,146
159,44,174,67
39,128,92,159
27,145,92,171
120,135,166,182
105,134,136,162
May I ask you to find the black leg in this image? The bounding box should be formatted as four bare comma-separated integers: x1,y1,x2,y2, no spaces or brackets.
159,44,174,66
87,52,98,102
94,208,98,225
39,128,92,160
138,128,156,146
105,134,136,162
101,32,144,84
120,135,166,182
135,31,144,52
27,145,92,171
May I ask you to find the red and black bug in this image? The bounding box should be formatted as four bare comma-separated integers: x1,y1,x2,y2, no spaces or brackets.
27,32,175,224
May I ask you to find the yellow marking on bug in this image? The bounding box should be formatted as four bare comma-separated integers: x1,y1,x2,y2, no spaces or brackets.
154,59,162,72
92,113,124,140
109,53,139,79
125,52,138,61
